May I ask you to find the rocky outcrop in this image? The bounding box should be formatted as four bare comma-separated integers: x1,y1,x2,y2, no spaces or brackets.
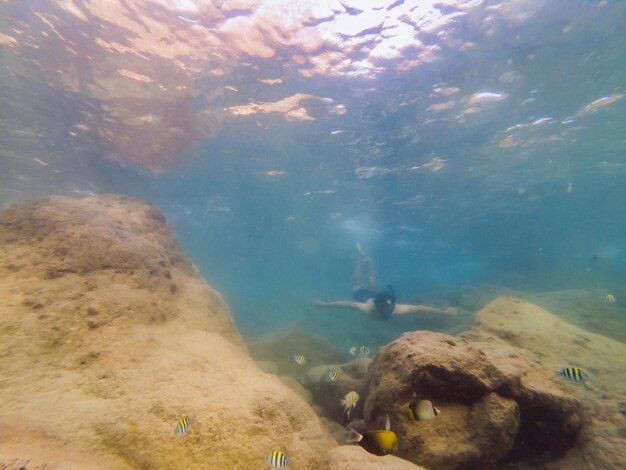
324,445,428,470
364,330,583,469
0,195,336,469
463,296,626,469
463,296,626,394
359,296,625,469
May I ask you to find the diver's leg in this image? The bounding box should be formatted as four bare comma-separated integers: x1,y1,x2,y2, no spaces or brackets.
353,249,363,291
365,257,376,290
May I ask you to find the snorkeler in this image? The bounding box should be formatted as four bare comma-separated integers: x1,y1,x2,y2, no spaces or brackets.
313,244,456,320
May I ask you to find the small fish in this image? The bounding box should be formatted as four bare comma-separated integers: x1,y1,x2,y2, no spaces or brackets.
327,368,340,381
175,416,194,436
606,294,616,303
341,391,359,420
292,354,307,366
408,399,441,421
349,345,370,357
346,414,398,456
265,450,290,468
557,367,588,383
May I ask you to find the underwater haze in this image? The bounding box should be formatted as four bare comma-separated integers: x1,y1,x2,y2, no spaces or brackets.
1,2,625,350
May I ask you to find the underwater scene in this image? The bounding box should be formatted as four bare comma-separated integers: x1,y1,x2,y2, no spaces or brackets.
0,0,624,468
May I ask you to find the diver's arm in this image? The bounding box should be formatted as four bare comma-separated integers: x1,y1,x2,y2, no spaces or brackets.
313,300,372,314
393,304,457,315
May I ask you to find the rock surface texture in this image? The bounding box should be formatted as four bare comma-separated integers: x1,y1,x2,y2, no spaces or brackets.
324,445,428,470
364,297,625,469
464,296,626,470
0,195,336,469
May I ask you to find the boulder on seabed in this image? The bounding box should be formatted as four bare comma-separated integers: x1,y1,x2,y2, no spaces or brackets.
463,296,626,469
0,195,336,469
324,445,428,470
364,330,582,470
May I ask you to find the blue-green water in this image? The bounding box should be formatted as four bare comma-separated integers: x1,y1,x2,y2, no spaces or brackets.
0,0,624,348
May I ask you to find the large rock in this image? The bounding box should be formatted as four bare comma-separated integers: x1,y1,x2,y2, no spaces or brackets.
364,330,582,470
463,296,626,394
525,289,626,342
0,195,336,469
463,296,626,469
324,446,428,470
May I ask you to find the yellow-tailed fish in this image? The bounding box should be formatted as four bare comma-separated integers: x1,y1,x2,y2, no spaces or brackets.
407,399,441,421
292,354,306,366
606,294,616,303
175,416,194,436
341,391,359,420
347,413,398,456
327,368,340,381
265,450,290,468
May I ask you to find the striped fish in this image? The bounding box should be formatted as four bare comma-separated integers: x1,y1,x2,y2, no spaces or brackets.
265,450,290,468
341,391,359,420
327,368,340,381
292,354,306,366
558,367,588,382
349,345,370,357
174,416,193,436
606,294,616,303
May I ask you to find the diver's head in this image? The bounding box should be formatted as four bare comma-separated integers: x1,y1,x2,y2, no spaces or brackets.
374,291,395,319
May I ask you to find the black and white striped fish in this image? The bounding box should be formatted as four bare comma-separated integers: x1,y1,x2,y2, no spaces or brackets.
174,416,194,436
265,450,290,468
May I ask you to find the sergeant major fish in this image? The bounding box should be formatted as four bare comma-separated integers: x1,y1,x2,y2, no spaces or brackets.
350,345,370,357
327,368,340,381
265,450,290,468
557,367,589,386
292,354,307,366
341,391,359,420
175,416,194,436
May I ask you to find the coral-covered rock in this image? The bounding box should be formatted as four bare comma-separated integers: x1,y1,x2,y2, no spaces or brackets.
463,296,626,469
365,330,582,470
0,195,336,469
